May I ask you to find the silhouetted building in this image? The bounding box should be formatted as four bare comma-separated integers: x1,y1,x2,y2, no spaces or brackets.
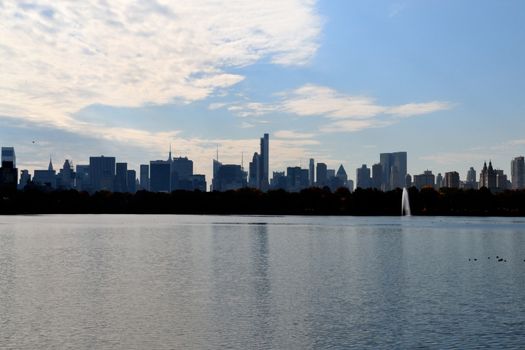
0,148,18,192
18,169,30,190
286,166,309,192
189,174,206,191
248,152,260,188
114,163,128,192
89,156,115,192
435,173,443,189
259,133,269,191
405,174,412,188
495,170,509,191
1,147,16,168
75,165,91,191
464,167,477,189
150,160,171,192
356,164,371,189
33,158,56,189
371,163,382,190
140,164,149,191
213,164,247,191
57,159,75,190
443,171,460,189
171,157,193,190
380,152,407,191
127,170,137,193
479,161,496,191
316,163,328,187
336,165,348,184
270,171,286,190
511,156,525,190
309,158,315,186
413,170,435,189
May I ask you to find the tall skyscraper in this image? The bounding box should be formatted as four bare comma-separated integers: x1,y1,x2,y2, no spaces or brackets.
356,164,371,189
57,159,75,189
89,156,116,192
149,160,171,192
1,147,16,168
33,158,57,189
443,171,460,188
171,156,193,190
479,161,497,191
75,165,91,191
511,156,525,190
140,164,149,191
248,152,260,188
379,152,407,191
259,133,269,191
316,163,327,187
309,158,315,186
115,162,128,192
127,170,137,193
371,163,382,190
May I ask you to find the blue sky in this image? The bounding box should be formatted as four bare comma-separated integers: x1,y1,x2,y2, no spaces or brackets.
0,0,524,183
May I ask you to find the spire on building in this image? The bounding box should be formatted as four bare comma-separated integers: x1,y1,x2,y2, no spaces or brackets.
168,144,173,162
48,156,54,171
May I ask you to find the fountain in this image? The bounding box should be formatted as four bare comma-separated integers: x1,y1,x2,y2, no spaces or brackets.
401,187,411,216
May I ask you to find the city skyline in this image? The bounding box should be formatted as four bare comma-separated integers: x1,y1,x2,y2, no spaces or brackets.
1,1,524,183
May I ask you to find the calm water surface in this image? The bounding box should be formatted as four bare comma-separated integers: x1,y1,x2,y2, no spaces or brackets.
1,215,524,349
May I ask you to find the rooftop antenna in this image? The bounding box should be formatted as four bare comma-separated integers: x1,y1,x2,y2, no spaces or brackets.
241,151,244,170
216,144,219,161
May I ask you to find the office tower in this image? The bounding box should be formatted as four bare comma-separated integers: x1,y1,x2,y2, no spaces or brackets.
189,175,206,192
511,156,525,190
57,159,75,190
1,147,16,168
171,156,194,190
316,163,327,186
33,158,57,188
89,156,116,192
405,174,412,188
213,164,247,191
248,152,260,188
479,161,497,191
436,173,443,189
0,147,18,192
379,152,407,191
259,133,269,191
309,158,315,186
115,162,128,192
18,169,30,190
327,169,336,179
211,159,223,191
127,170,137,193
75,165,91,191
270,171,286,190
371,163,382,190
413,170,435,189
356,164,371,189
140,164,149,191
495,170,508,191
150,160,171,192
336,165,348,184
444,171,460,189
347,179,354,192
466,167,477,183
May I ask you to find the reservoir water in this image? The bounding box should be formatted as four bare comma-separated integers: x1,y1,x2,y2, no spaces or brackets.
1,215,524,349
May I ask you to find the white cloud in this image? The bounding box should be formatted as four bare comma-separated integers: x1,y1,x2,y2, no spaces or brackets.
227,84,452,132
274,130,315,139
0,0,321,138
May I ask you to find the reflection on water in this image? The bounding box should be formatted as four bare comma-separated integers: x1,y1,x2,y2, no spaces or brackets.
0,215,524,349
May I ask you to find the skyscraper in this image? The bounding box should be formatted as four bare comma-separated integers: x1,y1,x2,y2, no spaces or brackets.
479,161,497,191
248,152,260,188
413,170,435,189
443,171,460,189
115,162,128,192
316,163,327,187
127,170,137,193
140,164,149,191
75,165,91,191
149,160,171,192
371,163,382,190
356,164,371,189
89,156,116,192
57,159,75,190
511,156,525,190
1,147,16,168
379,152,407,191
259,133,269,191
309,158,315,186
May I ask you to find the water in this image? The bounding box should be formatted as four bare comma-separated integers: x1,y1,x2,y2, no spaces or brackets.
1,215,524,349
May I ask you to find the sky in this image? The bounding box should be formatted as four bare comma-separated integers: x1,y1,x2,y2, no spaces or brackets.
1,0,525,183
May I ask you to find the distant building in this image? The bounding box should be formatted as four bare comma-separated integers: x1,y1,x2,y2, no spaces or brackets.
0,147,18,192
57,159,75,190
270,171,286,190
413,170,435,189
479,161,496,191
464,167,477,189
511,156,525,190
139,164,149,191
115,162,128,192
150,160,171,192
189,174,206,192
286,166,309,192
18,169,31,190
495,170,509,191
443,171,460,189
212,164,247,191
1,147,16,168
127,170,137,193
435,173,443,190
75,165,91,191
33,158,57,189
248,152,260,188
309,158,315,186
356,164,371,189
89,156,116,192
247,134,270,191
171,157,193,190
405,174,412,188
379,152,407,191
316,163,328,187
371,163,382,190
